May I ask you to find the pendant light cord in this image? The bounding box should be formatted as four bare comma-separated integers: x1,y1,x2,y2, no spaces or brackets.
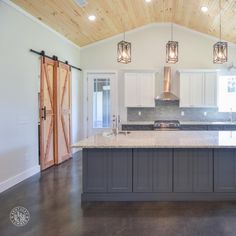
120,17,126,41
171,23,173,41
220,0,222,42
170,0,174,41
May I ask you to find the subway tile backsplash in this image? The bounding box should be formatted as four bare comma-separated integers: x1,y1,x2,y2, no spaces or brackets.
127,103,236,122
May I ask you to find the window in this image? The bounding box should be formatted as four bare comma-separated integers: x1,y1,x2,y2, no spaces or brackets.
93,78,111,128
218,76,236,112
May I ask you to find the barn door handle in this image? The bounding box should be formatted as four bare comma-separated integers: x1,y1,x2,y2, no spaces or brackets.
41,106,46,120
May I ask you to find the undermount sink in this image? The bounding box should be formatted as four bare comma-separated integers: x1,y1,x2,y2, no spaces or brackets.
118,131,131,135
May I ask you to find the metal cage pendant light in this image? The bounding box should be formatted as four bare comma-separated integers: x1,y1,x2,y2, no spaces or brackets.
213,0,228,64
166,23,179,64
117,31,131,64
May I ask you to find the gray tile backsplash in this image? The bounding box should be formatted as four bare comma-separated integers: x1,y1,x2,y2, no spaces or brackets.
127,103,236,122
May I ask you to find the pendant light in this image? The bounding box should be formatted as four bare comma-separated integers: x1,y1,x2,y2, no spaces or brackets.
165,0,178,64
117,33,131,64
213,0,228,64
117,20,131,64
166,23,178,64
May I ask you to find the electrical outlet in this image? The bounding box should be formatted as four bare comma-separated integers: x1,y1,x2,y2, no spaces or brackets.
181,111,185,116
138,111,142,116
204,112,207,116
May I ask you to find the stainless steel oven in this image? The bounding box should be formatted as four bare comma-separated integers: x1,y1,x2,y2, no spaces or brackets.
153,120,181,131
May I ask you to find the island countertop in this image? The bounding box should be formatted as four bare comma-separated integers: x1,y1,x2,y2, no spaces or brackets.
72,131,236,149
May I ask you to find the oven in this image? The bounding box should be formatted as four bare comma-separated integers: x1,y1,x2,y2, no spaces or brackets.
153,120,181,131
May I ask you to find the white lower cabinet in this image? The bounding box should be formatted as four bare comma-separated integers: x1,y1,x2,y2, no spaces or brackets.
179,71,217,108
124,72,155,107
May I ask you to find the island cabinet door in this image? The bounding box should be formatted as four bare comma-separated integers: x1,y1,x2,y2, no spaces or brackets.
83,149,108,193
214,149,236,192
133,149,153,192
174,150,193,192
107,149,132,192
152,150,173,192
133,149,173,192
192,150,213,192
174,149,213,192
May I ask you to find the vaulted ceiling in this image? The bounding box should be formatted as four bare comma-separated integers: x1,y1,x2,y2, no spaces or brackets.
12,0,236,47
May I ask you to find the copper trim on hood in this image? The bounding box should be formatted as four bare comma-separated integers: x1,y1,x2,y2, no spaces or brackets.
156,67,179,101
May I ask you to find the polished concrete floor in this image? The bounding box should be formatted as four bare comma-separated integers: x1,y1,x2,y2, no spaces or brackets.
1,152,236,236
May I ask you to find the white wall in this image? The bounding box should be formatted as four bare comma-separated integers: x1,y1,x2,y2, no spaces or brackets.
0,1,82,192
81,23,236,122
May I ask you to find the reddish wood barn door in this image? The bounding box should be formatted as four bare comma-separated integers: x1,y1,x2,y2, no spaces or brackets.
40,57,56,170
55,62,72,164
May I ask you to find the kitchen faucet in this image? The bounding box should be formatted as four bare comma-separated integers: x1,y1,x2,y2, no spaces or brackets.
112,115,121,135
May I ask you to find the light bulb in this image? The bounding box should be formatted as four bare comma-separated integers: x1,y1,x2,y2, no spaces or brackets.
122,51,128,59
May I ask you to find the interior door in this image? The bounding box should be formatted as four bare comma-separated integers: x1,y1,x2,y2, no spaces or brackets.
55,62,72,164
40,57,56,170
87,73,117,137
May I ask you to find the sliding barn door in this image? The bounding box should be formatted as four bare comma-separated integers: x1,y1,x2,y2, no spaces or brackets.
55,62,72,164
40,57,56,170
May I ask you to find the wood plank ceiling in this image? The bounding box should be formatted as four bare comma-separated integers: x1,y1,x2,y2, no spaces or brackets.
12,0,236,47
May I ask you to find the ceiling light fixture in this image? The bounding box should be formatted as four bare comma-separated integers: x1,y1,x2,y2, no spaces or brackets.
117,32,131,64
166,23,179,64
88,15,96,21
145,0,152,3
213,0,228,64
201,6,209,13
165,0,178,64
117,19,131,64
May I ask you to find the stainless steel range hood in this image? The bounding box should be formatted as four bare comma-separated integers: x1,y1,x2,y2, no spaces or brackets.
156,66,179,101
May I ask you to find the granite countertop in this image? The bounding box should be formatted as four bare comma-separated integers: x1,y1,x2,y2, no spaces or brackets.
122,121,236,125
72,131,236,149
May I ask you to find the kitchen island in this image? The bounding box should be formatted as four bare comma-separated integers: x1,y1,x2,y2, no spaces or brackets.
73,131,236,201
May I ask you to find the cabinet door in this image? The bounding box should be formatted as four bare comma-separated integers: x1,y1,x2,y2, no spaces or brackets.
204,73,217,107
193,150,213,192
83,149,107,193
190,73,204,107
180,73,191,107
153,150,173,192
108,149,132,192
133,149,153,192
139,73,155,107
124,73,138,107
214,149,236,192
174,150,193,192
174,149,213,192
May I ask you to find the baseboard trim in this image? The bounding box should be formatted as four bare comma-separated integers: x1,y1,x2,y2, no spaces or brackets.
0,165,40,193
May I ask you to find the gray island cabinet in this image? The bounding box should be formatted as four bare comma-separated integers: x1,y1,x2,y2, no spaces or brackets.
73,131,236,201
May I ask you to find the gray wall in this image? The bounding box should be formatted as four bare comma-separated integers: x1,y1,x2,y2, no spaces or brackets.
127,102,235,122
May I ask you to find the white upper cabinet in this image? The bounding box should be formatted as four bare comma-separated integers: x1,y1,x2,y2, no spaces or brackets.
190,73,204,107
179,70,217,108
179,73,191,107
124,73,138,107
124,72,155,107
204,72,217,107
